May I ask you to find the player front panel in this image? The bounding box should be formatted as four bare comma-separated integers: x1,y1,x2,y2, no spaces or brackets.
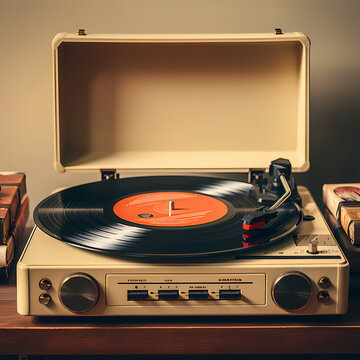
26,265,348,316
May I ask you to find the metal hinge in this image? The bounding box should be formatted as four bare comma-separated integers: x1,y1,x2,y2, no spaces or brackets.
101,169,119,181
248,168,267,193
78,29,87,36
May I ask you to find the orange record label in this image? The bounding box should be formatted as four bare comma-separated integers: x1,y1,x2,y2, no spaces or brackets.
113,192,228,227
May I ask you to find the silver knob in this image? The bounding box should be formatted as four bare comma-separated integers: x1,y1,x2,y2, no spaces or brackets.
39,278,52,290
59,273,99,313
319,276,331,289
39,293,52,306
318,291,331,303
272,271,312,311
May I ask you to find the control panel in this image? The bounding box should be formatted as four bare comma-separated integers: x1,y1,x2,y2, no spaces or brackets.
106,274,265,306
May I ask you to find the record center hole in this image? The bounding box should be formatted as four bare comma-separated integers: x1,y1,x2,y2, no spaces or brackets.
138,213,155,218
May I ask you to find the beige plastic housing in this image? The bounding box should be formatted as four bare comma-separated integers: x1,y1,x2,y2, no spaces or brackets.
52,32,310,173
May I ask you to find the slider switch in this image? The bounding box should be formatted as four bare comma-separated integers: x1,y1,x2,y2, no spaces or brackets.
189,290,209,299
158,290,179,300
219,290,241,300
127,290,149,300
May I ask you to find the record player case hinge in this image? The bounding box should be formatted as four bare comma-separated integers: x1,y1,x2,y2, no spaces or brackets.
101,169,119,181
248,168,267,193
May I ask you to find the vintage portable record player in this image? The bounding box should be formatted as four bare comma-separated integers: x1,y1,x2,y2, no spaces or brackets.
17,31,349,316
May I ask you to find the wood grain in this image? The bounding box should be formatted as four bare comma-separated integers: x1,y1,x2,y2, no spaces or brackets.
1,283,360,355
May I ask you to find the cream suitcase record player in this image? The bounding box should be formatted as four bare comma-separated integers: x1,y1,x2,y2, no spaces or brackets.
17,30,349,316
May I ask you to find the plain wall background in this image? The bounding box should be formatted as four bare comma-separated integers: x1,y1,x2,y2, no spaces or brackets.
1,0,360,225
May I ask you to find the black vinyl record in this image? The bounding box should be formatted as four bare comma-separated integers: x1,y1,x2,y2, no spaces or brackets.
34,176,302,259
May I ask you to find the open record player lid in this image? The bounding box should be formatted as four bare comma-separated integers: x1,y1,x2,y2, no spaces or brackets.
53,31,309,174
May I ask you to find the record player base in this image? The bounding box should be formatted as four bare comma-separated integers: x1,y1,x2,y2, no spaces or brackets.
16,187,349,317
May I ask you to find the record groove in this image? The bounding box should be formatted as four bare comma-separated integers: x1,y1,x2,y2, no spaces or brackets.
34,176,302,258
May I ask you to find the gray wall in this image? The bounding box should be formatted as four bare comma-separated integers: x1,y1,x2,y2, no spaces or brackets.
1,0,360,224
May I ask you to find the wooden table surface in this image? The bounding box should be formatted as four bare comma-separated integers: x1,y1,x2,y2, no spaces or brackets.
1,228,360,355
